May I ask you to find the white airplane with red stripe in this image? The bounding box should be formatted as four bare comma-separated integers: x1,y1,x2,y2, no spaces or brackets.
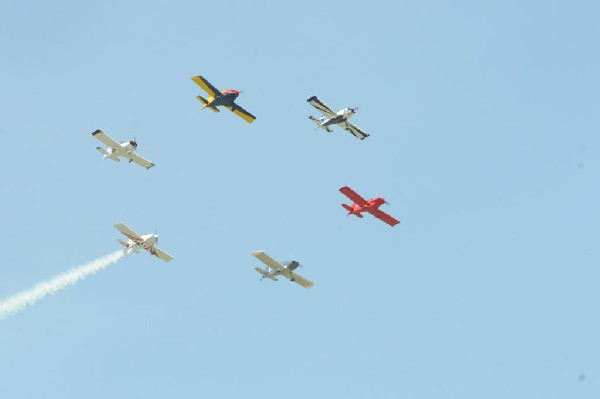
92,130,155,169
114,223,173,262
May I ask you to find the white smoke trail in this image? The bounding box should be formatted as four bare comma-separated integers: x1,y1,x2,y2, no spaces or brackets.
0,250,125,320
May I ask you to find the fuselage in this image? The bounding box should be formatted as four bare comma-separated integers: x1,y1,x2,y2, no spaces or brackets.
346,197,386,216
321,108,356,127
206,89,240,108
125,233,158,254
105,140,137,159
265,260,300,277
283,260,300,271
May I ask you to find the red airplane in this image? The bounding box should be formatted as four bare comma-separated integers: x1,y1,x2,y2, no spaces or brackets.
339,186,400,227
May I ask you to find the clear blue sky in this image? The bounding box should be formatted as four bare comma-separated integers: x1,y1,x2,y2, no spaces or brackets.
1,1,599,398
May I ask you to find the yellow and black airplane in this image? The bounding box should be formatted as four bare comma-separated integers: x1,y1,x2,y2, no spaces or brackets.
191,75,256,123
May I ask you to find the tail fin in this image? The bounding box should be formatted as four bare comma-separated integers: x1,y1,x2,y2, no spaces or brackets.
255,267,279,281
342,204,352,212
196,95,219,113
309,116,333,132
117,239,129,247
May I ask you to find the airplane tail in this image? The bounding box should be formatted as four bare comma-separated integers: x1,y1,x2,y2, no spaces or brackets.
341,204,363,217
196,95,219,113
97,147,120,162
309,116,333,132
117,239,129,247
255,267,279,281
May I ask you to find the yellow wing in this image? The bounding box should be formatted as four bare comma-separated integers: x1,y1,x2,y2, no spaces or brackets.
191,76,220,98
226,105,256,123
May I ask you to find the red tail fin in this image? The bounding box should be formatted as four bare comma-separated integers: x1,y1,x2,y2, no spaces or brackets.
341,204,352,212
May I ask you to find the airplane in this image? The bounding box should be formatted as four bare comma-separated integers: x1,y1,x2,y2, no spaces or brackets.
307,96,369,140
339,186,400,227
114,222,174,262
252,250,314,289
191,75,256,123
92,130,155,169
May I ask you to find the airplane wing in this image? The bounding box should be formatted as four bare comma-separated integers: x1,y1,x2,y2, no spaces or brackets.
338,121,370,140
147,246,174,262
370,208,400,227
92,130,120,149
114,223,142,242
307,96,337,118
283,270,314,289
191,75,221,98
225,105,256,123
339,186,369,207
125,152,155,169
252,251,284,272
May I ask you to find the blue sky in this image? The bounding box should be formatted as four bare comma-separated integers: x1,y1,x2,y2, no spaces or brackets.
0,0,599,398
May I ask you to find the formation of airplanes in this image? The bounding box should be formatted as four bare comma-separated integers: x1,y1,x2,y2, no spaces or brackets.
90,74,398,287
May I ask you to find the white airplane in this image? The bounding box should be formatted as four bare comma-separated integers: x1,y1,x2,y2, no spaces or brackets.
252,250,314,289
307,96,369,140
92,129,155,169
114,222,174,262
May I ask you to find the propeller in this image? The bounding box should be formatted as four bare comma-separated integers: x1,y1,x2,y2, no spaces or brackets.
373,194,389,206
348,106,359,113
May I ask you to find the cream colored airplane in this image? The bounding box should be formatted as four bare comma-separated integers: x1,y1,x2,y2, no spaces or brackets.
92,130,155,169
115,223,173,262
252,250,314,289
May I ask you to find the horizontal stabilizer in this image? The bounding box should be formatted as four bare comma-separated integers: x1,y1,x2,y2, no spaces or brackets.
196,95,219,113
342,204,352,212
117,239,129,247
309,116,333,132
97,147,119,162
255,267,278,281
